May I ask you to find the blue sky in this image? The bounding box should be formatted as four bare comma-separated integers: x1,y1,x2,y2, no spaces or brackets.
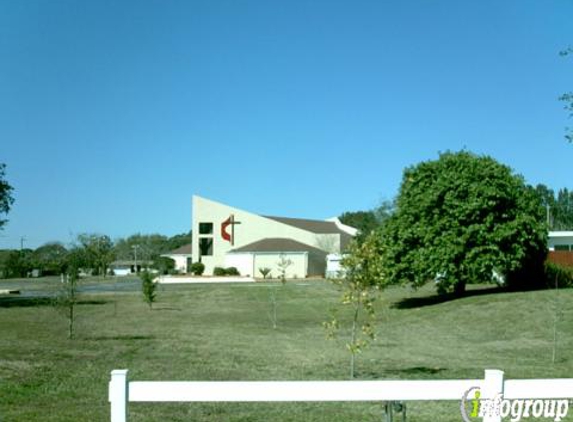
0,0,571,249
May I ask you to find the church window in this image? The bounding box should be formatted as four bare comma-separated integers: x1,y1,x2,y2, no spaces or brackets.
199,222,213,235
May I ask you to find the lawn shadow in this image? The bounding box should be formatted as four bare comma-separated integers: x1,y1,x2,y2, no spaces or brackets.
152,306,182,311
360,366,447,379
78,299,108,305
393,286,503,309
0,296,54,308
88,335,155,341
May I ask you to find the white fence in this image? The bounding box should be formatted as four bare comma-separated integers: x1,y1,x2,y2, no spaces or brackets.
109,369,573,422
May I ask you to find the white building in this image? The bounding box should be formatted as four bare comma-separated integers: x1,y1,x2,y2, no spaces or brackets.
325,253,345,278
548,231,573,251
191,195,356,278
161,244,192,273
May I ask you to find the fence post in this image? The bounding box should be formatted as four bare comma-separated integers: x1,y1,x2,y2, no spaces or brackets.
482,369,504,422
109,369,129,422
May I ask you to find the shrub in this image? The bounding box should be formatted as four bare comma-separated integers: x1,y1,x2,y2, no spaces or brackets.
545,262,573,288
213,267,241,276
259,267,271,279
189,262,205,276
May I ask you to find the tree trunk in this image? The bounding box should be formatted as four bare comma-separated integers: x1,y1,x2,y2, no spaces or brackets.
350,304,360,379
453,280,466,297
68,302,74,339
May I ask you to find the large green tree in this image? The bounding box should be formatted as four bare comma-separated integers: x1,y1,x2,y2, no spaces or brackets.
534,184,573,230
164,231,192,251
380,151,547,296
338,211,379,240
339,201,394,242
33,242,68,275
113,232,191,272
0,163,14,231
1,249,33,278
113,233,167,262
76,233,114,276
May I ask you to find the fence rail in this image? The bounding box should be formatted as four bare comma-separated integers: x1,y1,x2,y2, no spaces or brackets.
109,369,573,422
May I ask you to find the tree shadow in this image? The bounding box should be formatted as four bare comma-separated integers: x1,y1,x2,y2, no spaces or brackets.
388,366,447,376
392,286,503,309
0,296,109,308
152,307,182,311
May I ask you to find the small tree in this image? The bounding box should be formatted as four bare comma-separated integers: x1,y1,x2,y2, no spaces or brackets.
141,271,157,310
325,234,385,379
259,267,271,279
545,263,573,363
277,254,293,283
268,255,293,329
54,249,84,339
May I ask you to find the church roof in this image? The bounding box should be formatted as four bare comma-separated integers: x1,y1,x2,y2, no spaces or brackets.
162,243,192,256
264,215,343,234
229,238,327,255
264,215,354,251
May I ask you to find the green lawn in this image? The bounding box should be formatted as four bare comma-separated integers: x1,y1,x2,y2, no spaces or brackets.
0,277,572,421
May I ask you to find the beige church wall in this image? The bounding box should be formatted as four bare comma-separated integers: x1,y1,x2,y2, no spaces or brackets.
192,196,342,275
172,256,188,273
160,254,189,273
307,250,327,277
253,253,307,279
224,253,254,277
314,233,341,254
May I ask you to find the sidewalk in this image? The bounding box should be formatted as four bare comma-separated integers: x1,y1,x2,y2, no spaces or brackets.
156,275,255,284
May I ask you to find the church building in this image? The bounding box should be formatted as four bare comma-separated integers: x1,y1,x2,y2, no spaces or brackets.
191,196,357,278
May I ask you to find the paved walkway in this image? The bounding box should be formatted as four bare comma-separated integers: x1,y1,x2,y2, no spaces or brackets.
157,276,255,284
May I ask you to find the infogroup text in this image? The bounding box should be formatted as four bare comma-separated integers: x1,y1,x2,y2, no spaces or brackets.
461,387,569,422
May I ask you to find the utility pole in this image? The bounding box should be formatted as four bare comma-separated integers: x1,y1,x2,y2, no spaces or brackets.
20,236,26,251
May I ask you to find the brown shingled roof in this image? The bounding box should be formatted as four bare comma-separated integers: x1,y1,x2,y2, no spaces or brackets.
229,238,327,255
264,215,343,234
164,243,192,255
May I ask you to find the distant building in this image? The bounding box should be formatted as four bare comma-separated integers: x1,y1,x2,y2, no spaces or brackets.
548,231,573,251
110,260,153,276
191,196,357,278
161,244,192,273
548,231,573,268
